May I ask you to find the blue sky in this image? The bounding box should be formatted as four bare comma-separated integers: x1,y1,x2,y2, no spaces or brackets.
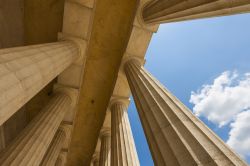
128,13,250,165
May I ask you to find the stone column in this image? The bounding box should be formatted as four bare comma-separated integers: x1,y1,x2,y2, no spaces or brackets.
92,152,100,166
110,99,140,166
142,0,250,24
0,87,77,166
0,40,82,125
99,128,111,166
40,124,68,166
124,58,247,166
55,151,67,166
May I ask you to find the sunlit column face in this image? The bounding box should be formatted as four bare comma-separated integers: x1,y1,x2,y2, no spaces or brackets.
124,59,247,166
0,41,79,126
142,0,250,24
99,129,111,166
111,100,140,166
0,87,76,165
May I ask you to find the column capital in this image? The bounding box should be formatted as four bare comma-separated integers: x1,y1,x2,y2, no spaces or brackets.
58,32,87,65
59,123,72,143
119,55,145,76
92,152,100,162
57,125,67,138
100,127,111,138
53,84,79,107
59,151,67,159
109,96,130,108
137,0,160,28
122,56,144,69
56,151,68,166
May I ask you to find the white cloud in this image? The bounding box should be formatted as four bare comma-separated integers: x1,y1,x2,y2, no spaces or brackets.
227,110,250,159
190,71,250,127
189,71,250,159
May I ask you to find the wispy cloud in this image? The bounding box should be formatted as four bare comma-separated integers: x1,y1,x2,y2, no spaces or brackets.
189,71,250,159
190,71,250,127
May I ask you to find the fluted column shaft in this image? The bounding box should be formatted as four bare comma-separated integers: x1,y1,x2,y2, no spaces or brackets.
143,0,250,24
40,126,66,166
0,41,79,125
111,101,140,166
99,130,111,166
0,89,75,166
124,59,247,166
92,152,100,166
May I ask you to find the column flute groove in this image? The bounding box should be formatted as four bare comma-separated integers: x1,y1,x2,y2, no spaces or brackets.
111,100,140,166
99,128,111,166
124,59,247,166
125,62,177,165
0,87,77,166
40,125,67,166
143,0,250,24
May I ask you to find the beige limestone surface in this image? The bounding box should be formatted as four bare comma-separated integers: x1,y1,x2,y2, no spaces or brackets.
41,126,67,166
66,0,138,165
0,0,24,48
1,0,250,165
0,41,79,125
0,87,77,165
111,100,140,166
143,0,250,24
99,128,111,166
